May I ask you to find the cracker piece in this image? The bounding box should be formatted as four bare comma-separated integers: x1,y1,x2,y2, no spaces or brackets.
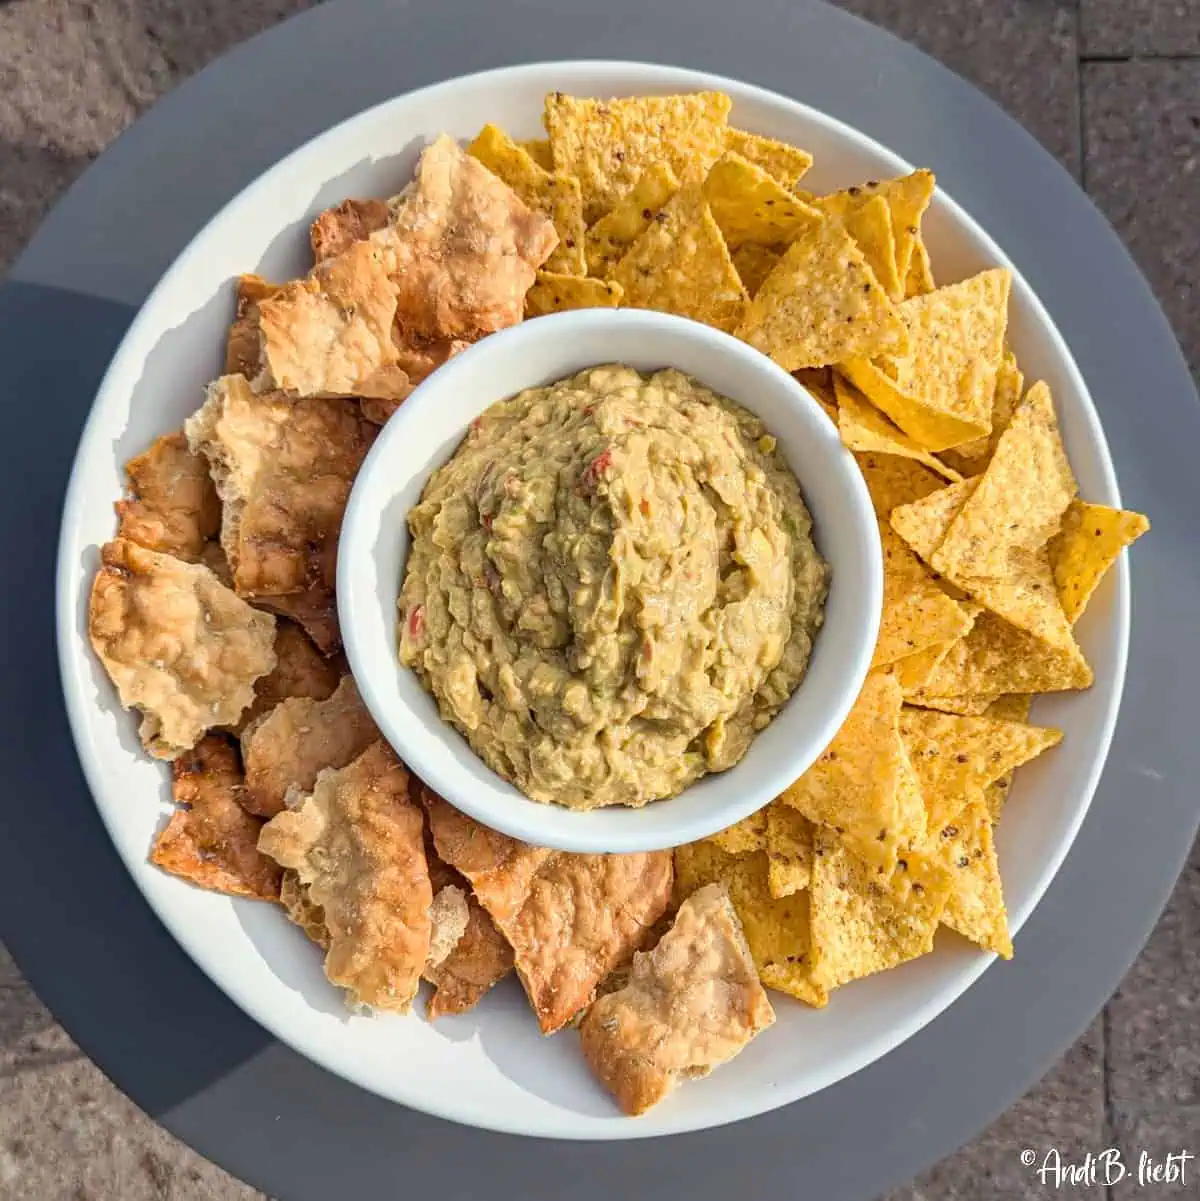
226,274,280,379
310,198,391,263
232,619,340,735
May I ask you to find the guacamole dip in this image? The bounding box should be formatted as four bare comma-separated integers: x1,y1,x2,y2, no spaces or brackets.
398,365,828,810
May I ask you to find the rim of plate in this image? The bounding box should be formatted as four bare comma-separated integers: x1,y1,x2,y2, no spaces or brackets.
55,60,1128,1139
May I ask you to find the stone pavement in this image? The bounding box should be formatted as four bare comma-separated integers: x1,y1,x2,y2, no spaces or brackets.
0,1,1195,1197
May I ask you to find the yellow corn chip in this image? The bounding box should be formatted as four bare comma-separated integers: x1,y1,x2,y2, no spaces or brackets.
854,451,944,518
525,272,622,317
815,193,903,301
611,185,747,332
584,162,679,278
932,381,1076,581
930,793,1012,957
842,268,1012,451
732,242,784,297
795,366,838,414
673,843,826,1007
707,808,769,855
519,138,554,171
942,349,1023,471
874,523,973,669
836,375,961,482
980,694,1033,820
809,827,951,991
905,235,935,298
919,611,1093,695
703,152,821,249
781,672,907,870
906,692,1001,716
1049,500,1149,624
725,128,813,187
891,639,958,693
894,739,929,847
735,218,909,370
544,91,732,222
900,707,1062,832
467,123,586,274
766,803,815,898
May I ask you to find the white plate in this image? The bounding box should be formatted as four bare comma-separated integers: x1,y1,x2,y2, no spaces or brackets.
56,61,1127,1140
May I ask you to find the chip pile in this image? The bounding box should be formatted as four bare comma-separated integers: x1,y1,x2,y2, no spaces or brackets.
86,90,1149,1116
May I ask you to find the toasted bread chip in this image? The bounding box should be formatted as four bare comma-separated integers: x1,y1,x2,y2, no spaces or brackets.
150,735,281,900
199,540,234,587
584,162,679,278
724,129,812,187
186,374,375,644
240,675,379,817
310,198,391,263
735,216,908,370
611,184,747,333
376,135,558,341
941,350,1023,471
835,376,960,482
280,869,329,948
468,124,586,274
233,619,340,735
115,432,220,562
765,803,815,898
525,272,622,317
854,451,944,519
258,742,431,1013
427,885,470,969
257,589,342,657
256,237,409,400
425,889,514,1019
931,793,1013,957
89,539,276,759
1049,500,1150,625
544,91,732,223
359,336,470,425
580,883,775,1115
702,152,821,249
226,274,280,379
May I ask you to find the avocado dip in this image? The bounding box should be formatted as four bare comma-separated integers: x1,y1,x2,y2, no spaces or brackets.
398,365,828,810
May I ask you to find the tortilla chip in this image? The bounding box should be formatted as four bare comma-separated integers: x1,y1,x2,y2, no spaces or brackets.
815,193,902,301
735,217,909,370
377,135,558,341
611,185,747,333
707,808,769,855
979,694,1034,820
674,843,826,1007
88,540,276,759
941,349,1023,471
841,268,1011,451
808,827,951,990
780,671,908,870
905,235,935,298
240,676,379,818
724,128,812,187
519,138,553,170
890,605,983,694
905,692,1001,717
115,432,220,563
150,735,281,900
468,124,586,275
525,271,622,317
931,794,1012,957
310,198,391,263
258,742,431,1013
899,706,1062,831
933,381,1076,578
731,242,784,298
225,274,279,379
584,162,679,278
918,611,1093,696
836,375,960,482
1049,500,1149,624
766,803,815,898
858,170,935,284
185,375,374,649
855,451,944,518
873,523,973,669
544,91,732,223
233,619,340,735
702,152,821,249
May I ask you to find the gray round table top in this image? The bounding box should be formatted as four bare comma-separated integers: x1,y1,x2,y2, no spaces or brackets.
2,1,1197,1198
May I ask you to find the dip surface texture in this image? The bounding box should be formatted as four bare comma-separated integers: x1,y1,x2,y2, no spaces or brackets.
399,366,828,810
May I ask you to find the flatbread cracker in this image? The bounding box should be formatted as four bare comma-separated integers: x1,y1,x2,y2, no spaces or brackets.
150,735,281,900
225,274,279,379
580,883,774,1115
427,885,470,969
280,869,329,948
735,216,909,370
359,336,470,425
544,91,731,223
115,432,220,562
425,889,514,1019
232,619,340,735
88,539,276,759
310,198,391,263
240,675,379,817
258,742,431,1013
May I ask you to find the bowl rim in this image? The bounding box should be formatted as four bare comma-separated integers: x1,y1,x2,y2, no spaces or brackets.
336,307,883,853
54,59,1129,1139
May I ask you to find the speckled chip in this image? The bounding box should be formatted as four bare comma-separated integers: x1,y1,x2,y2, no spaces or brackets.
835,375,960,481
702,152,821,249
1049,500,1149,625
724,128,813,187
525,272,622,317
765,803,815,898
584,162,679,278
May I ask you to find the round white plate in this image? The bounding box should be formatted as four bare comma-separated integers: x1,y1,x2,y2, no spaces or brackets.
56,61,1127,1140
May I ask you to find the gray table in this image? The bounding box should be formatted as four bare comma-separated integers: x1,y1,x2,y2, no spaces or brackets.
1,1,1197,1198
